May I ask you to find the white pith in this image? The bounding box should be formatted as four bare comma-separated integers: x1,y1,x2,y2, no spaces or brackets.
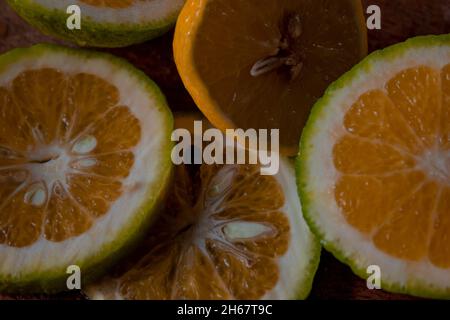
16,138,106,211
417,148,450,185
0,50,170,278
263,157,318,299
303,44,450,292
25,148,71,199
89,157,318,300
34,0,185,24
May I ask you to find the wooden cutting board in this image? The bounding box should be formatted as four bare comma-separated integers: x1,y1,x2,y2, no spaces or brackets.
0,0,449,300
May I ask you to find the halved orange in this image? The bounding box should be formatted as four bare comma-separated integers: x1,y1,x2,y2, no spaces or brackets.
174,0,367,155
86,115,320,300
298,35,450,299
0,44,173,292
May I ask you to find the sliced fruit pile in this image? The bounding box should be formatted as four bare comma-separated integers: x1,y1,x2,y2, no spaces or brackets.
174,0,367,155
6,0,185,47
87,153,319,299
3,0,448,301
298,35,450,298
0,44,172,292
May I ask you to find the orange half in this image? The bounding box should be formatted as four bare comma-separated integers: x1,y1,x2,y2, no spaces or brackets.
174,0,367,155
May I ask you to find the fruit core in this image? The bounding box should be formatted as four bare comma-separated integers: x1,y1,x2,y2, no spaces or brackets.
251,14,304,81
418,149,450,185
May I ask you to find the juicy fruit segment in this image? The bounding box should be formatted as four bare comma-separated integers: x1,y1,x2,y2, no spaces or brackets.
93,164,290,299
333,64,449,266
174,0,367,155
0,68,140,247
80,0,134,8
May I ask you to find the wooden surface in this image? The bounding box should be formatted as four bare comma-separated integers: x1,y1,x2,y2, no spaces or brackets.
0,0,449,300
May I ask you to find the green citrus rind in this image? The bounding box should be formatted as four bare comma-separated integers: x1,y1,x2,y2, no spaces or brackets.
0,44,174,293
276,157,321,300
6,0,183,48
297,34,450,299
86,157,320,300
293,224,321,300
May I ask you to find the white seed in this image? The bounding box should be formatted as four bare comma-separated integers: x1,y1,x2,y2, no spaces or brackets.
288,14,302,39
223,221,272,240
250,56,285,77
24,184,47,207
76,158,97,168
72,135,97,154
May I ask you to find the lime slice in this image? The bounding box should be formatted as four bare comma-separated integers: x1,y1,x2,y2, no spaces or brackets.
6,0,185,47
298,34,450,299
0,44,173,292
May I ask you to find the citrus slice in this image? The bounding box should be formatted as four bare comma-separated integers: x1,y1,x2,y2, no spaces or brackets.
298,35,450,299
174,0,367,156
0,44,173,292
6,0,185,47
86,116,320,299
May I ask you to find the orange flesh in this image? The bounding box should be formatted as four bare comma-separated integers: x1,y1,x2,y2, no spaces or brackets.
0,69,140,247
186,0,366,155
334,65,450,267
79,0,135,8
115,164,289,299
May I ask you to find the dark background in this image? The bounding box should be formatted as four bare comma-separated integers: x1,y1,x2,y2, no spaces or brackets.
0,0,449,300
